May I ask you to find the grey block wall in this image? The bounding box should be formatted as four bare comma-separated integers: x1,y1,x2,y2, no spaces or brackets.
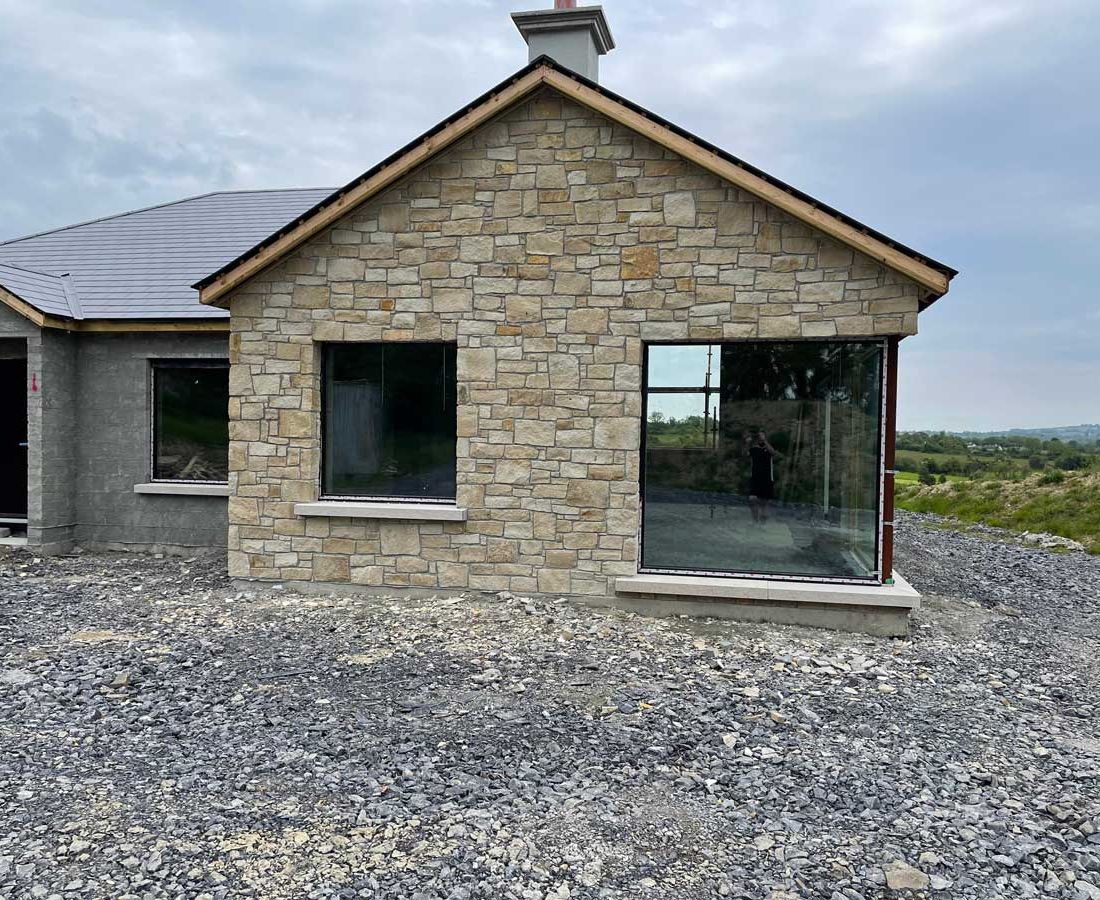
0,302,230,553
32,328,77,551
0,303,77,551
73,331,229,551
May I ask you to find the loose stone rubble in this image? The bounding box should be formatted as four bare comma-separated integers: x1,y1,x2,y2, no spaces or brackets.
1,511,1098,899
1019,531,1088,553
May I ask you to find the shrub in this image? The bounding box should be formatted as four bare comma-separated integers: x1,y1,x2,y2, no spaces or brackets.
1039,470,1065,485
1057,454,1088,471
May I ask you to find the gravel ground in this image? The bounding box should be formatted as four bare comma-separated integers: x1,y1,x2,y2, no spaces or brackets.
2,512,1099,900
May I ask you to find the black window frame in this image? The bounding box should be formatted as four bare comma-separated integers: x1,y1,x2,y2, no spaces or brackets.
638,338,888,585
320,341,458,504
150,358,230,484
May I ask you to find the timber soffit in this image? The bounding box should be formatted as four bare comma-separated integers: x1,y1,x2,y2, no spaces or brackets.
195,55,957,307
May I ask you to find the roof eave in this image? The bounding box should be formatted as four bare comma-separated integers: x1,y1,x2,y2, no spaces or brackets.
0,286,230,332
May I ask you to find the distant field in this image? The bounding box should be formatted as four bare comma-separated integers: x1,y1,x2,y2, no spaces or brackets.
894,470,967,486
895,449,971,472
895,471,1100,554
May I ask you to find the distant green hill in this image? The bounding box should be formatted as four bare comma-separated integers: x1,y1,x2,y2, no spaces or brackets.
949,424,1100,444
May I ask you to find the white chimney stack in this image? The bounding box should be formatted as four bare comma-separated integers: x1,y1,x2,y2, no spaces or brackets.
511,2,615,83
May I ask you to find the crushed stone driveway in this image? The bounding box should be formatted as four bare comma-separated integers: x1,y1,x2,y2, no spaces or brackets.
2,513,1099,900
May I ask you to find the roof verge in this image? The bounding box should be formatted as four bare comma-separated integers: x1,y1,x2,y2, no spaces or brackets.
196,57,956,306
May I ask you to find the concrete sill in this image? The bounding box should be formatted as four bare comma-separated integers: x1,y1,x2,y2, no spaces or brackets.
615,571,920,610
133,482,230,498
295,501,468,522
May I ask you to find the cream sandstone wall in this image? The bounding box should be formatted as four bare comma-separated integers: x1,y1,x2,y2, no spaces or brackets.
226,87,922,593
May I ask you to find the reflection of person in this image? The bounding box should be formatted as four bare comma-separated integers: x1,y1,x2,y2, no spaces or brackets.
747,430,778,523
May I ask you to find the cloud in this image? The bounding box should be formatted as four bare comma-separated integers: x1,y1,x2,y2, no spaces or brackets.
0,0,1097,429
900,347,1100,431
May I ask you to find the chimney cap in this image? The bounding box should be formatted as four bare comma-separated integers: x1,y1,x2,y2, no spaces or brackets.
511,4,615,57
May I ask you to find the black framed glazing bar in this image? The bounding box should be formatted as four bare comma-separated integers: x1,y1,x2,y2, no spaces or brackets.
640,340,886,581
151,359,230,483
321,342,457,502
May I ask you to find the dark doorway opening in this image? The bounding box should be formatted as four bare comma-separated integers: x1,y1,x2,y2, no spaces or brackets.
0,358,28,521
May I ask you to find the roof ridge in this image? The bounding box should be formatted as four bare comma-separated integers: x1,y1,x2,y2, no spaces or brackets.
201,186,336,197
0,187,337,247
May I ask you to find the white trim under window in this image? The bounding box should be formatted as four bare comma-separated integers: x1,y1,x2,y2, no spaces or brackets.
134,482,229,498
295,501,467,522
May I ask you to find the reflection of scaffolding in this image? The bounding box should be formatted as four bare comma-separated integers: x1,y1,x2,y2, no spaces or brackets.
702,344,718,449
647,343,721,449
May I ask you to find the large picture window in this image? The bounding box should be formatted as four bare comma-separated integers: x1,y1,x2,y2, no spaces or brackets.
642,341,885,580
323,343,456,501
152,361,229,482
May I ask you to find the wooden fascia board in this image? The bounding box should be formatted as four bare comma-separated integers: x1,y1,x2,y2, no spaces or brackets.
542,70,951,296
0,287,229,333
199,66,551,307
0,286,53,328
74,319,230,333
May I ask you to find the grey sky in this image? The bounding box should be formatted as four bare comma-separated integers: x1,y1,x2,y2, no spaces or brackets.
1,0,1097,430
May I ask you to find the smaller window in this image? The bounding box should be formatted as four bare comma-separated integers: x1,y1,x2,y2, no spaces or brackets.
152,361,229,483
323,342,456,501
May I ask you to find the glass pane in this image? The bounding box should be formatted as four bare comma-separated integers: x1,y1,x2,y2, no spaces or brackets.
647,344,719,388
324,343,456,500
154,364,229,481
642,341,883,579
646,393,719,449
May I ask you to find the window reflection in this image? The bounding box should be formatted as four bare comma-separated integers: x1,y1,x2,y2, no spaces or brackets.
153,362,229,482
323,343,456,501
642,341,884,579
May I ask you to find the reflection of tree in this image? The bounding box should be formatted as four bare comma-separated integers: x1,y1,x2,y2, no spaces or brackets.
645,342,884,519
719,343,882,510
647,414,708,448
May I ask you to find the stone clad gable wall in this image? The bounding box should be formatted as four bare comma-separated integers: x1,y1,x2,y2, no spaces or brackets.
226,87,922,592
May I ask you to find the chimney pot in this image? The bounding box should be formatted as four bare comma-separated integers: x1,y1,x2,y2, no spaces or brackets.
511,4,615,82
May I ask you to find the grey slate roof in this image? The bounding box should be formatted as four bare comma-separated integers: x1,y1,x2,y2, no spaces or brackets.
0,263,75,318
0,188,333,320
